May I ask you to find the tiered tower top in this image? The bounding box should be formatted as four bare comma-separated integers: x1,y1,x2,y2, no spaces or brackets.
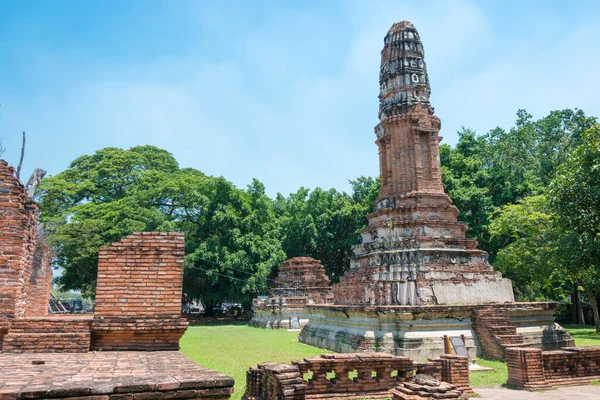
378,21,433,121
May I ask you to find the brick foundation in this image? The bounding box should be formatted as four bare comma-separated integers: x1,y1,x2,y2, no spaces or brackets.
0,351,234,399
91,232,188,350
243,352,470,399
2,315,92,353
506,346,600,390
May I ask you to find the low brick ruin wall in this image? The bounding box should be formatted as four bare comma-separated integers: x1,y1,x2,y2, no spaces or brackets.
506,346,600,390
243,353,470,400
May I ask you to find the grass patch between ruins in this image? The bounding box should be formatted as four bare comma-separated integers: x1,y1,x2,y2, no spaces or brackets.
180,323,333,399
180,323,600,398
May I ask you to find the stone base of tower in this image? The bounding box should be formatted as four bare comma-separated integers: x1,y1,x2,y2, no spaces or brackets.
249,307,310,330
298,302,574,361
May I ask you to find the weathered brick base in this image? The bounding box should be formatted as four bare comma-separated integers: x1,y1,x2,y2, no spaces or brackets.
2,315,92,353
91,317,188,351
299,302,573,361
0,351,234,399
506,346,600,390
243,353,470,400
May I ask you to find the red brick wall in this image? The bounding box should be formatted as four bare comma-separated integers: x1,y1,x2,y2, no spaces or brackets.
94,232,185,317
91,232,188,351
0,160,39,319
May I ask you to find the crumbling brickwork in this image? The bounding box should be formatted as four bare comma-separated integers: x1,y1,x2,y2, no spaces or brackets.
24,229,53,317
91,232,188,350
390,375,466,400
0,160,39,319
243,352,471,400
272,257,332,303
472,308,524,360
250,257,333,329
507,346,600,390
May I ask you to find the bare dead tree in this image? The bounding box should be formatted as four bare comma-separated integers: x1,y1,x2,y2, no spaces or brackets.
16,131,26,180
25,168,47,198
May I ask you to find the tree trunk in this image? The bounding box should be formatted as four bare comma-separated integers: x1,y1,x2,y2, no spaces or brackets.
576,283,586,325
571,283,578,324
583,286,600,333
25,168,46,198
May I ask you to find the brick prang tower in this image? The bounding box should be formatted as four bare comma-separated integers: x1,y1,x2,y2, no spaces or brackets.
333,21,514,306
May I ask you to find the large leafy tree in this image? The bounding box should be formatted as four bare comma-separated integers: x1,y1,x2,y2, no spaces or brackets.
38,146,285,307
440,128,493,248
183,178,286,309
275,177,378,281
38,146,179,296
488,195,566,301
441,109,596,261
549,125,600,331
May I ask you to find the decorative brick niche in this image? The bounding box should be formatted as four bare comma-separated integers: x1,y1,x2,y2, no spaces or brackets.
91,232,189,350
243,352,470,400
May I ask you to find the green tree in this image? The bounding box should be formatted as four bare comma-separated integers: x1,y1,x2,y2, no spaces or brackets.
549,125,600,331
488,195,567,301
38,146,286,307
275,177,378,281
183,178,286,309
38,146,180,296
440,128,493,248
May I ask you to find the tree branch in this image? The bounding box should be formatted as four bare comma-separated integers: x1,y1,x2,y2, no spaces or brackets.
16,131,26,181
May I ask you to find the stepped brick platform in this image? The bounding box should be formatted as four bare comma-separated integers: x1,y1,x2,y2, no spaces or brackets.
299,303,573,360
506,346,600,390
250,257,332,330
243,352,470,400
2,315,93,353
472,308,525,360
0,351,234,399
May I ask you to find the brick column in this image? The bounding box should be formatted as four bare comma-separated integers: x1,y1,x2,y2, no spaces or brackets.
430,354,472,394
506,348,548,390
91,232,188,350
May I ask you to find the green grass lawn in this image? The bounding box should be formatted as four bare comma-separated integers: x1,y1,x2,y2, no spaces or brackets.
179,323,600,398
563,324,600,347
180,323,332,399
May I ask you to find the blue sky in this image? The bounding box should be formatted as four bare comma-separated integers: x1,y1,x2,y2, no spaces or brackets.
1,0,599,196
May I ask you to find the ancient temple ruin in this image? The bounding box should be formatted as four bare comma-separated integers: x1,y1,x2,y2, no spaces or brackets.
0,160,234,399
250,257,332,329
299,21,573,360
